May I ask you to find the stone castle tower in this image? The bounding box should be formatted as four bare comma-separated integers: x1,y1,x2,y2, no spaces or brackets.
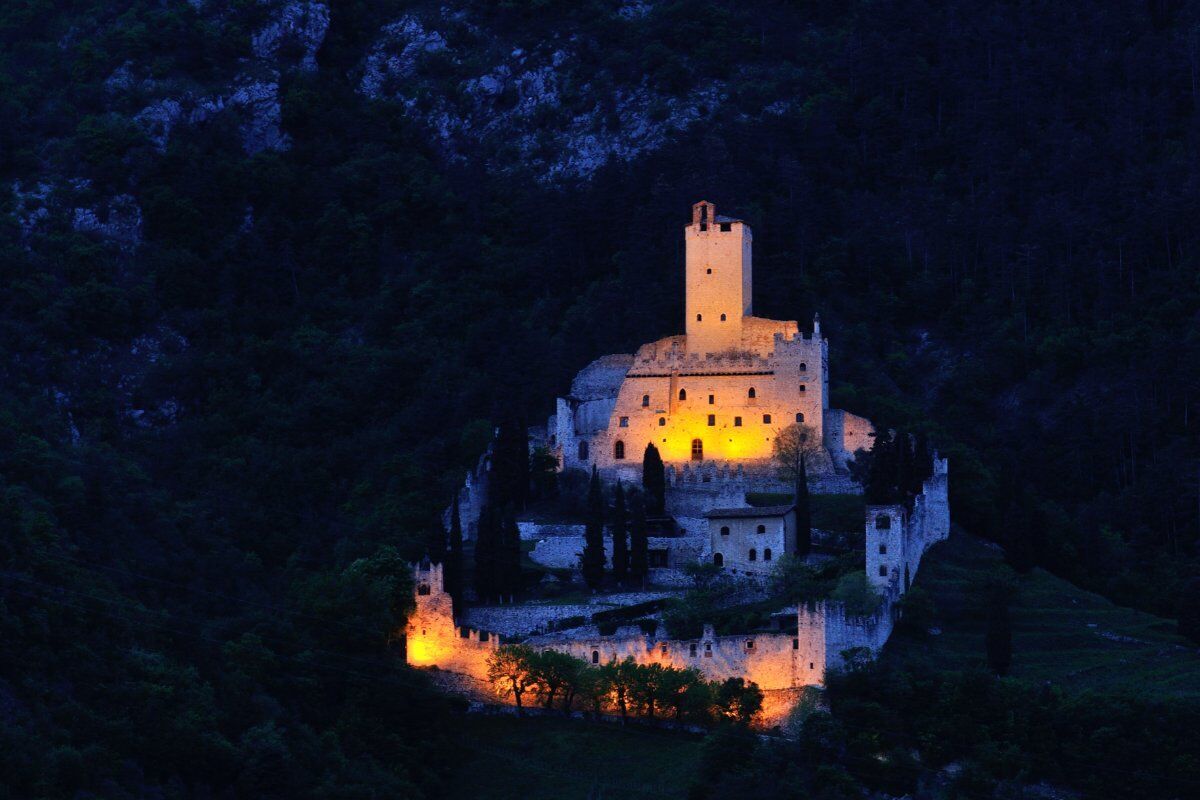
685,200,753,355
406,559,497,673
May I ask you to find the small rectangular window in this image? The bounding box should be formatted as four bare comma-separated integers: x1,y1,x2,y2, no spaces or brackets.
707,414,715,426
879,544,887,554
762,414,771,424
745,640,754,651
690,643,697,657
708,394,714,405
619,416,629,427
879,565,888,577
799,385,806,393
793,638,799,650
734,416,742,427
719,222,732,232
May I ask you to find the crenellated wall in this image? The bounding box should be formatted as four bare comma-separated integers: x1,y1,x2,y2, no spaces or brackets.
414,458,949,705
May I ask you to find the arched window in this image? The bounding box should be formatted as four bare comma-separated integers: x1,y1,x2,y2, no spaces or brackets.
875,515,891,530
763,414,772,424
720,313,727,321
691,439,704,460
800,363,807,372
720,526,730,536
592,650,600,664
658,417,666,427
748,548,757,562
713,553,723,567
764,548,772,561
878,565,888,577
578,440,589,461
417,584,431,596
679,388,687,401
795,412,805,423
696,313,702,321
756,524,766,534
748,387,756,399
614,440,625,460
642,394,650,407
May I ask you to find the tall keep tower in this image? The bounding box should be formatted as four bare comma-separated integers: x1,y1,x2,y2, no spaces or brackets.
685,201,752,355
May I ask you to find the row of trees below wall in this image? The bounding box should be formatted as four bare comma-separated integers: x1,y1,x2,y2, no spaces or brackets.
486,645,764,726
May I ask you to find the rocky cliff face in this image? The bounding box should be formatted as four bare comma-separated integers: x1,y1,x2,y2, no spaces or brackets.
357,7,730,181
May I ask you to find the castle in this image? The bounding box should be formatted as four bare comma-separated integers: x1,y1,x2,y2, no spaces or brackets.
551,201,873,483
413,203,951,726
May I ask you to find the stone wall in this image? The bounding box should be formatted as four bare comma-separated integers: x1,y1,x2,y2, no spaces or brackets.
528,533,705,571
823,408,875,470
462,590,673,637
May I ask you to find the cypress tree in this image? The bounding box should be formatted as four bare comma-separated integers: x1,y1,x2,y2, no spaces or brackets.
865,431,896,504
446,495,464,614
581,466,606,590
491,419,530,511
795,452,811,558
629,491,649,587
986,598,1013,676
474,504,499,602
499,511,522,601
642,443,666,516
895,429,912,506
611,482,629,584
912,431,932,491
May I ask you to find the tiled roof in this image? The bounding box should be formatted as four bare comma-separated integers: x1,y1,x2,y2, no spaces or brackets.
705,505,794,519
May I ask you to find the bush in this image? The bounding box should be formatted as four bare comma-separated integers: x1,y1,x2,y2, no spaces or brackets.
830,573,882,617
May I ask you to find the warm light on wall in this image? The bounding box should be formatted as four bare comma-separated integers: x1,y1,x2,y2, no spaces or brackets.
643,410,779,463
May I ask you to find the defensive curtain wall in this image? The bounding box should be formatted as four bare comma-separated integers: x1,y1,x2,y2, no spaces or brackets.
407,459,949,726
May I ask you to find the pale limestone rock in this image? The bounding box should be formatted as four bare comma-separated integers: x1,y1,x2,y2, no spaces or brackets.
251,1,330,71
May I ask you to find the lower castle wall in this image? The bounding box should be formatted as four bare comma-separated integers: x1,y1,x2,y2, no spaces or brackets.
411,457,949,723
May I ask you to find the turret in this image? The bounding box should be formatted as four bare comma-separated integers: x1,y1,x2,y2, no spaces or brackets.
685,201,752,355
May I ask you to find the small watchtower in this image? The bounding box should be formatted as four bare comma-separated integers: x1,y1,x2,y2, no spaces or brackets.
684,201,753,355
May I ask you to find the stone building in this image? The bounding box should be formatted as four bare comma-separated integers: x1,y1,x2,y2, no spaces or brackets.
550,202,872,483
707,504,796,576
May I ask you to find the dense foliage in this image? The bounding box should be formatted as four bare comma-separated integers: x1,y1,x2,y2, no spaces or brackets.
2,0,1200,796
486,645,764,725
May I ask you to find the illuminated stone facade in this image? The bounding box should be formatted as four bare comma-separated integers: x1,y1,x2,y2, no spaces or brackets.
406,560,498,676
552,201,870,483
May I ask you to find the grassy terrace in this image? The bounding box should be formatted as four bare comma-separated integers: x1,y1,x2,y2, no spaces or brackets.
885,532,1200,698
447,715,702,800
